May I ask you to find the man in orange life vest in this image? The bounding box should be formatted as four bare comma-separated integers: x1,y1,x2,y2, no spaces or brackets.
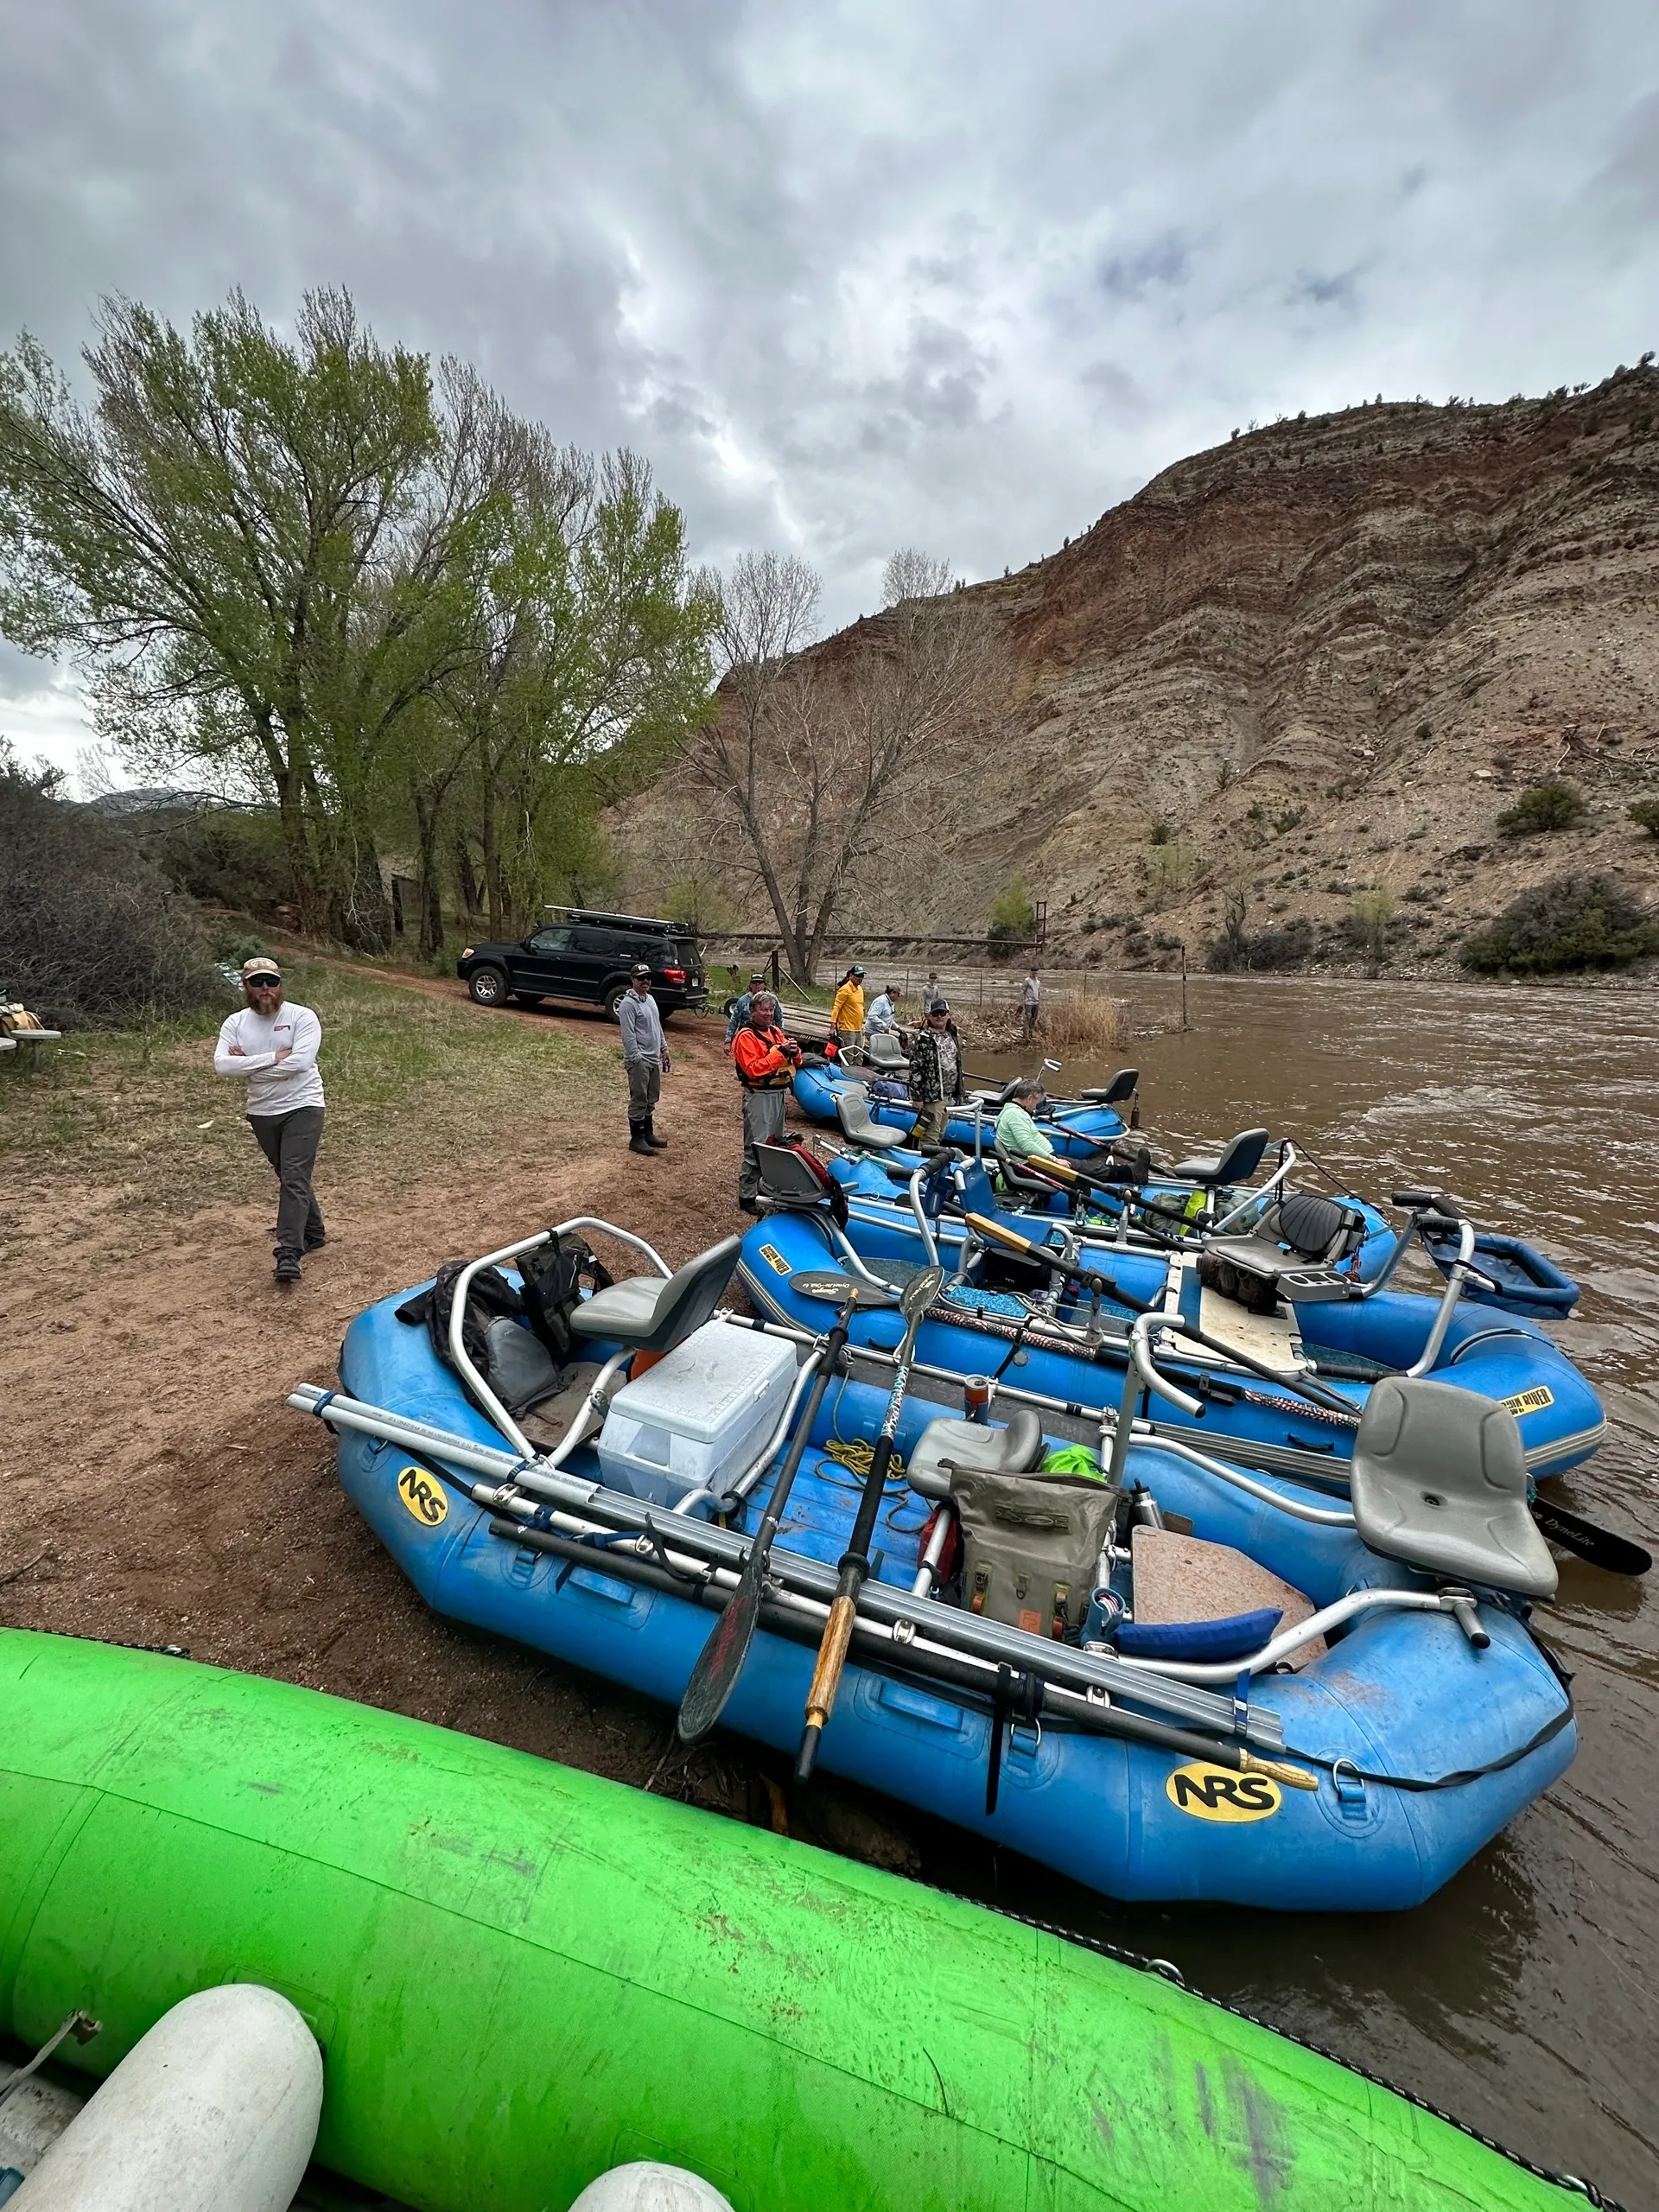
732,991,801,1214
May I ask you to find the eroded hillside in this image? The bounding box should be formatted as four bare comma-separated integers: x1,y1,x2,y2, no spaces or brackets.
618,368,1659,972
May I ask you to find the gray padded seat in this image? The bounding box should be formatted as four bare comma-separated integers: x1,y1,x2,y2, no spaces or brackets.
835,1088,909,1150
1349,1375,1557,1599
864,1030,909,1071
567,1236,742,1355
1204,1191,1369,1302
1170,1127,1271,1188
906,1409,1046,1500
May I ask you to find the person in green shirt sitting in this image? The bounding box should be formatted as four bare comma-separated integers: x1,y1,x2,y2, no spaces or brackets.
995,1077,1055,1161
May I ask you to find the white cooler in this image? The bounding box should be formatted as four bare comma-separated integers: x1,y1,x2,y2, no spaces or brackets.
596,1323,799,1506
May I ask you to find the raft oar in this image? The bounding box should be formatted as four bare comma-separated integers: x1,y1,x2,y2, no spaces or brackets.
676,1281,893,1747
1530,1497,1651,1578
795,1263,944,1782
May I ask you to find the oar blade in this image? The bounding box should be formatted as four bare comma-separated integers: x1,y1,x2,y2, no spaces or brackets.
676,1562,764,1745
1532,1497,1651,1578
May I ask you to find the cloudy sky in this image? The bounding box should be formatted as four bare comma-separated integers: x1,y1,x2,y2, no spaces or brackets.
5,0,1659,782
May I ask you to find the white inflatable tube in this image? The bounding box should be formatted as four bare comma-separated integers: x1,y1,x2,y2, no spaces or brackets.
13,1986,321,2212
568,2163,735,2211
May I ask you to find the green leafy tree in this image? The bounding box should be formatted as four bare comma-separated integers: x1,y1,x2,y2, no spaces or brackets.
986,872,1036,958
0,291,484,944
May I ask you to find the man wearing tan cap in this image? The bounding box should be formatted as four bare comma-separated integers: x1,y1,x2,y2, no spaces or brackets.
214,957,326,1286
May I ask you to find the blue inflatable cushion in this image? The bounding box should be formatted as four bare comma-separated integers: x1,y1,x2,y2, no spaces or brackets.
1116,1607,1283,1662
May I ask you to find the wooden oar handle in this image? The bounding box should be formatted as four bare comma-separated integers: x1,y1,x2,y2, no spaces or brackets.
796,1592,858,1780
1243,1751,1319,1793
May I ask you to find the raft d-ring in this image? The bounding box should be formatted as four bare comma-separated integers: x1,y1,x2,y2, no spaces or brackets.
1330,1758,1369,1814
1009,1717,1043,1757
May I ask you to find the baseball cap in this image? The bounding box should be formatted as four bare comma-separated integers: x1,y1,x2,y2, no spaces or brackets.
631,961,652,978
748,970,765,984
850,963,865,976
240,957,282,984
928,998,950,1014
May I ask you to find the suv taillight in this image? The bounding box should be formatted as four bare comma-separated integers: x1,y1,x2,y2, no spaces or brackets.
662,967,685,984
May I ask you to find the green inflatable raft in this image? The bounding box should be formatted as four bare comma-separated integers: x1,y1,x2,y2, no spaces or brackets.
0,1631,1585,2211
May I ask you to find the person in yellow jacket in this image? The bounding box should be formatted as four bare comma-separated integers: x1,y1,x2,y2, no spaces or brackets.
830,963,866,1046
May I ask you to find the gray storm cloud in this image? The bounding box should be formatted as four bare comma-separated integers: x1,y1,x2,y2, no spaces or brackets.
3,0,1658,772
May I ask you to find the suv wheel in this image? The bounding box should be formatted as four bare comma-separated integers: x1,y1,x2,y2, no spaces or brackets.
604,983,629,1020
468,965,508,1007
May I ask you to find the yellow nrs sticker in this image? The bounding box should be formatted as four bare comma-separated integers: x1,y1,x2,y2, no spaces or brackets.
1166,1763,1281,1822
396,1465,448,1527
1504,1385,1555,1418
757,1243,791,1276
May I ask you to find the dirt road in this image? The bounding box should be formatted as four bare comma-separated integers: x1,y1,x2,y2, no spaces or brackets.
0,984,893,1842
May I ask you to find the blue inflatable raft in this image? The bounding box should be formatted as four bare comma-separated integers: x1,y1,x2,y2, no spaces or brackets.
303,1224,1576,1913
793,1060,1127,1157
736,1163,1605,1486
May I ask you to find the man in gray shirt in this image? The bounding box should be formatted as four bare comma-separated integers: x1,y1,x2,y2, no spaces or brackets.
618,962,671,1154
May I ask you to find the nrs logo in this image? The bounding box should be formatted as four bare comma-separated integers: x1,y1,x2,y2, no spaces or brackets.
1165,1763,1281,1822
396,1464,448,1527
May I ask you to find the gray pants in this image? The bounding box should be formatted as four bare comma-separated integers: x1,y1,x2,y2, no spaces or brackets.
250,1106,325,1256
626,1058,661,1131
740,1087,787,1205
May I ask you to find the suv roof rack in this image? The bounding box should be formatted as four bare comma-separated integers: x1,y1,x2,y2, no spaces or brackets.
543,906,697,935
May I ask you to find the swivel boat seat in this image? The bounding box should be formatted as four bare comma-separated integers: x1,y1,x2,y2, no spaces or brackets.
835,1088,910,1151
1348,1375,1558,1599
567,1237,743,1357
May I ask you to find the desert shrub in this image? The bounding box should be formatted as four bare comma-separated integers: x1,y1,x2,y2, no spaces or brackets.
1148,820,1173,846
1144,839,1198,904
1205,915,1315,972
985,872,1036,959
0,751,222,1027
1461,873,1659,975
1346,885,1399,975
1628,798,1659,838
1497,778,1587,836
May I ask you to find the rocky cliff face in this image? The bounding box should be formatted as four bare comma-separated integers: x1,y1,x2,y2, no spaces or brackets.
623,368,1659,971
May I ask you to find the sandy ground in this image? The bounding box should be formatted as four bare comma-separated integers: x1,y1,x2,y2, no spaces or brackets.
0,981,918,1870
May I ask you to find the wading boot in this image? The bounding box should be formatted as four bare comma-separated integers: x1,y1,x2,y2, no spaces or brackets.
273,1248,302,1287
644,1116,669,1151
628,1127,654,1155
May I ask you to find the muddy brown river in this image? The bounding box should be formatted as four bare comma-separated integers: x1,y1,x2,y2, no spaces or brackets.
947,974,1657,2206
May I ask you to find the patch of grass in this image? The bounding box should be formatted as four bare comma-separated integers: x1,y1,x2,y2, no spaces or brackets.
0,960,615,1216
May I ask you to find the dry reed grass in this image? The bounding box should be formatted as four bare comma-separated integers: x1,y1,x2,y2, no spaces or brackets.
966,987,1130,1055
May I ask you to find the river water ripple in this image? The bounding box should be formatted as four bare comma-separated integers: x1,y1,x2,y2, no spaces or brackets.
944,974,1658,2205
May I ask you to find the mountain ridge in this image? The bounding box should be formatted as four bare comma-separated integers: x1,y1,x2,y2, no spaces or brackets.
617,367,1659,973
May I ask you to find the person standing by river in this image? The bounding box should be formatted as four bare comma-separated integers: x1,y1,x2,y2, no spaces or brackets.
830,964,866,1047
1020,964,1041,1042
619,962,671,1155
733,992,801,1212
906,998,963,1147
213,957,325,1287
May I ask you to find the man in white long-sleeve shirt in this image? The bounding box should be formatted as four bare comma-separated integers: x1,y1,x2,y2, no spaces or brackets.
214,956,326,1285
617,961,670,1155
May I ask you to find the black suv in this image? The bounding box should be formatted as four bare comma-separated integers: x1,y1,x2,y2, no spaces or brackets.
456,909,709,1020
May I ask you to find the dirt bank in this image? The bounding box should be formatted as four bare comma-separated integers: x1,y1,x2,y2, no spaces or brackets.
1,982,916,1862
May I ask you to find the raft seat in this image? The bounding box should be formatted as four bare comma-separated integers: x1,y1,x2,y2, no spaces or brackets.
905,1409,1046,1500
569,1237,742,1356
1349,1375,1558,1599
836,1090,908,1150
1168,1127,1271,1188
